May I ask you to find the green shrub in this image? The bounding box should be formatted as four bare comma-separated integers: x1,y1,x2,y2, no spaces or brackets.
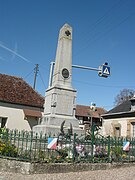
0,139,18,157
111,146,122,161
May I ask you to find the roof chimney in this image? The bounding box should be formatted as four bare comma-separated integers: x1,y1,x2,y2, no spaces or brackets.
130,94,135,111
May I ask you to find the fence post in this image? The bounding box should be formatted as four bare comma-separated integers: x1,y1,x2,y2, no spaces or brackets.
29,131,33,160
72,133,77,162
107,136,111,162
91,125,95,161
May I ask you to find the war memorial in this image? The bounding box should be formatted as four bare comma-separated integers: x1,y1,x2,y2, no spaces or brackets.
33,24,83,135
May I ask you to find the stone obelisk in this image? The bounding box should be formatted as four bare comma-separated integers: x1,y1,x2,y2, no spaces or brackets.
33,23,83,135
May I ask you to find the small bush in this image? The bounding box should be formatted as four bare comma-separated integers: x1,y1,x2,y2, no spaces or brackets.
111,146,122,161
0,139,18,157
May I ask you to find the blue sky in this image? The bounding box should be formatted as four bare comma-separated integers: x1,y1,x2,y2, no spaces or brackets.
0,0,135,110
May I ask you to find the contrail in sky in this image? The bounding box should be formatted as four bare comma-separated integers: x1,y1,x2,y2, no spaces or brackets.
11,42,18,61
0,56,7,62
0,43,30,63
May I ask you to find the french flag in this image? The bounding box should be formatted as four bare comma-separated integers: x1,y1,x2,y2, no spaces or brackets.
48,138,58,150
123,141,130,151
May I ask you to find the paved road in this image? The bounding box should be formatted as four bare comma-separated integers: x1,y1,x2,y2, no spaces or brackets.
0,165,135,180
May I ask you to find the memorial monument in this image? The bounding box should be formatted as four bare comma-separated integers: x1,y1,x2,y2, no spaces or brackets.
33,23,83,135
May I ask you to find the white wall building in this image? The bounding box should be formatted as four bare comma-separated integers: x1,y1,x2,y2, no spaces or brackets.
102,98,135,138
0,74,44,131
0,73,106,132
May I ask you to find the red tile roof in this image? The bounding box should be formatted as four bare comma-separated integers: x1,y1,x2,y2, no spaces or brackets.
0,74,106,117
76,105,106,118
0,74,44,108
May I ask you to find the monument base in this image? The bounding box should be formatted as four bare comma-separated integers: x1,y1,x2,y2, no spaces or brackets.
33,115,84,136
33,124,84,136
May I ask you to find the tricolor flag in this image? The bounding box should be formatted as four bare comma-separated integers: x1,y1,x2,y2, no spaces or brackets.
48,138,57,150
123,141,130,151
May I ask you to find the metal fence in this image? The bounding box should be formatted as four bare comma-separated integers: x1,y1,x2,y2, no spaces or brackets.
0,128,135,163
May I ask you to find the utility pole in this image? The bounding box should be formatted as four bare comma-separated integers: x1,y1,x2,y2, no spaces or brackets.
33,64,39,90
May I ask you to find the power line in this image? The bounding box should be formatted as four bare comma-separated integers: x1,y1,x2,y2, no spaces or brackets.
73,0,125,56
24,69,34,80
88,11,135,48
74,11,135,57
23,64,46,90
76,0,124,43
39,71,46,89
73,79,135,89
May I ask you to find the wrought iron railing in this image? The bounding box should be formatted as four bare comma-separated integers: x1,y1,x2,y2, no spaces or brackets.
0,128,135,163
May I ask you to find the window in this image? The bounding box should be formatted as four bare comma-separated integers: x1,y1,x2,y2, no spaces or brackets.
115,127,120,137
0,117,7,128
78,117,83,125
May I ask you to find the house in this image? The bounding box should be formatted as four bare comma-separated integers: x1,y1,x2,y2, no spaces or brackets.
102,97,135,138
75,104,106,130
0,74,44,131
0,73,106,132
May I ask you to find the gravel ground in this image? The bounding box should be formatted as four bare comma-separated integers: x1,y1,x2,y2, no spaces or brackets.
0,166,135,180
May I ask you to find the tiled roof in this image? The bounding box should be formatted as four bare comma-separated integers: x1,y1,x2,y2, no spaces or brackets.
0,74,44,108
0,74,106,116
102,100,134,119
76,105,106,118
106,100,131,114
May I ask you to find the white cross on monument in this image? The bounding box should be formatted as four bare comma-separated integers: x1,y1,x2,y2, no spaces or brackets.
33,23,83,135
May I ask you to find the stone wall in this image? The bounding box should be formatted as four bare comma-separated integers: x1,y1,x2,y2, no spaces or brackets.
0,158,33,174
0,158,135,175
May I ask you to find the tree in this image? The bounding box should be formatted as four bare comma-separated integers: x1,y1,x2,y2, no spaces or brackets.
114,89,135,106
